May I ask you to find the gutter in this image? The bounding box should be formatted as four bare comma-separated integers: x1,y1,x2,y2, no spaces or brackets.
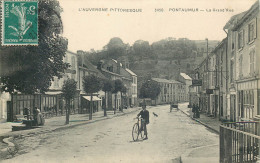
223,28,229,118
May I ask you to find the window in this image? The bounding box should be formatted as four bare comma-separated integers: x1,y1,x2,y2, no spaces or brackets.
214,68,217,87
221,67,223,85
71,56,75,69
243,90,254,119
231,32,235,51
230,60,234,82
249,48,255,75
238,30,244,49
232,43,235,50
248,22,255,42
239,56,243,77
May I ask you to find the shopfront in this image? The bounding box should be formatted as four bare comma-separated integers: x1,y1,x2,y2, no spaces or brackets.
237,79,259,121
9,91,80,122
10,94,57,121
80,95,102,114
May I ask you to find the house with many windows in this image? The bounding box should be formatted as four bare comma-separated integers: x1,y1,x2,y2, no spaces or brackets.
6,51,80,122
179,73,192,102
232,1,259,121
151,78,185,105
97,59,136,111
219,2,260,162
76,50,107,114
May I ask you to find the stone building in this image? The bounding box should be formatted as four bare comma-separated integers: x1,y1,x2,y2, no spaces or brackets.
232,1,259,121
195,0,259,122
179,73,192,102
97,59,137,110
151,78,185,105
76,50,107,114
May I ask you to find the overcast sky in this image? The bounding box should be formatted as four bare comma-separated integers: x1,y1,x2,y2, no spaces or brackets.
59,0,257,53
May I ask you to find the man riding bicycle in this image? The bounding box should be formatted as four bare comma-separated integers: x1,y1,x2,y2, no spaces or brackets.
137,104,149,140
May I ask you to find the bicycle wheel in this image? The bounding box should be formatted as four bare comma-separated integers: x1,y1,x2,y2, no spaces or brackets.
140,126,144,139
132,123,139,141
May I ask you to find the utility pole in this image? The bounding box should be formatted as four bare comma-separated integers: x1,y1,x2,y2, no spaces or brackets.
206,38,210,115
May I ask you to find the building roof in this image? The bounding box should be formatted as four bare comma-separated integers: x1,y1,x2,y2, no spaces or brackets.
125,68,137,76
180,73,192,80
111,59,122,67
152,78,182,84
232,1,259,31
211,38,227,54
223,11,246,29
79,57,107,79
67,50,78,56
100,68,132,81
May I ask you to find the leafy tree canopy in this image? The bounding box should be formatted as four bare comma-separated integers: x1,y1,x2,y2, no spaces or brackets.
83,74,103,94
105,37,126,59
102,79,113,92
112,79,124,94
62,79,77,101
140,80,161,100
1,0,69,94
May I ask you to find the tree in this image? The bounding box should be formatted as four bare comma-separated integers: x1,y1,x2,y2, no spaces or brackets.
102,79,113,116
121,85,127,110
140,80,161,104
112,79,124,114
133,40,151,58
83,75,103,120
1,0,68,94
106,37,126,59
62,79,77,125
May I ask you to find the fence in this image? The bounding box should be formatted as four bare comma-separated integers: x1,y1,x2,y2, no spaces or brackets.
220,124,260,163
224,121,258,135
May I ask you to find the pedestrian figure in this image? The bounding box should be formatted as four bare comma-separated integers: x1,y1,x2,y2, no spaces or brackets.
195,104,200,118
192,104,196,118
137,104,149,140
33,107,38,123
24,108,30,120
33,107,45,126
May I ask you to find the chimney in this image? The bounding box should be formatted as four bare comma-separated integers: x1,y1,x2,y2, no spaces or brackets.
77,50,85,67
77,50,84,55
117,61,121,74
122,61,126,69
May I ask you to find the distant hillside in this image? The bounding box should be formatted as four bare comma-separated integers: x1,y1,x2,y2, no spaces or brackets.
83,37,219,81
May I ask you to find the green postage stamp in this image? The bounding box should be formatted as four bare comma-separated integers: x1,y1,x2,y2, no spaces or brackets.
1,0,38,46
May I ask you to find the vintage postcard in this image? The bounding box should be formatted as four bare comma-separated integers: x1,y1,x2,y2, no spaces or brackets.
0,0,259,162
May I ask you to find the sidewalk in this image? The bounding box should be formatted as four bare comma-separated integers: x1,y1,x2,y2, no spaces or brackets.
178,103,220,163
178,103,222,134
0,107,141,139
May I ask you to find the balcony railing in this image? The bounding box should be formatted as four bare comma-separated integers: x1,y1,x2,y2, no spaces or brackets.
220,123,260,163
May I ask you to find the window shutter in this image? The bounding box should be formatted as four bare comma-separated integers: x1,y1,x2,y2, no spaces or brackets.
247,24,250,44
254,18,257,39
243,29,245,47
237,31,239,49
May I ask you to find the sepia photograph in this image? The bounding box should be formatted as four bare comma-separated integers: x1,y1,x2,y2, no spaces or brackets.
0,0,259,162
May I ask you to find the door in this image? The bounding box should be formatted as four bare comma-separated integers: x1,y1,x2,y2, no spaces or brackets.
230,95,236,122
7,101,12,122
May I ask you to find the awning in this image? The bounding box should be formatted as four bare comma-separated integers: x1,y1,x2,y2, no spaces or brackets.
83,96,102,101
45,91,62,95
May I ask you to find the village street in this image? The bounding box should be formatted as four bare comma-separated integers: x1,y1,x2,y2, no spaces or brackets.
3,103,219,163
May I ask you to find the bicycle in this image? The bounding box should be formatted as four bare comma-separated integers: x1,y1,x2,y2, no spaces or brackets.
132,117,145,141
